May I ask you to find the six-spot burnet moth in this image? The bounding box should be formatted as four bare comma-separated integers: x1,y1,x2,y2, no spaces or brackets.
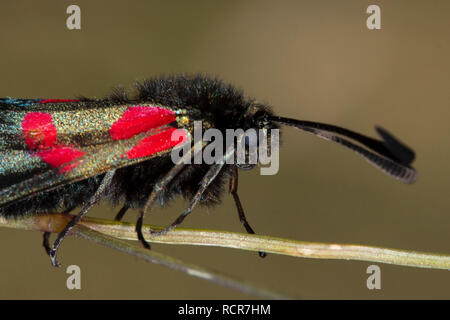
0,74,417,266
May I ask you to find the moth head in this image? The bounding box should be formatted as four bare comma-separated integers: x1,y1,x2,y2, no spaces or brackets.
235,103,280,170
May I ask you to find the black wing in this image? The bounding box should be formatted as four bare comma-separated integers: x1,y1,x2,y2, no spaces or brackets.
0,100,188,207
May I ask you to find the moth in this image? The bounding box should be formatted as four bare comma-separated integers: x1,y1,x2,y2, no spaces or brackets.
0,75,417,266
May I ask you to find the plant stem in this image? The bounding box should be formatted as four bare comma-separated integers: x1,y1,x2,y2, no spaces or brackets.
72,225,287,299
0,214,286,299
1,213,449,270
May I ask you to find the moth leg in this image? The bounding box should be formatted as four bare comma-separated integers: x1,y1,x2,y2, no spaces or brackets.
49,170,116,267
42,205,78,257
137,139,204,249
114,203,130,221
152,162,226,237
229,165,266,258
136,162,187,249
43,232,52,256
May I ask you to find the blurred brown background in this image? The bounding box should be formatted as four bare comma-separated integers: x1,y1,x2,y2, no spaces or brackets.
0,0,449,299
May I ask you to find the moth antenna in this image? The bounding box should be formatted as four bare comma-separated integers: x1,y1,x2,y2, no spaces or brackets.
269,116,417,184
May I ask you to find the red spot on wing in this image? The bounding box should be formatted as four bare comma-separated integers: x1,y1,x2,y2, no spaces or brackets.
109,106,176,140
37,147,85,173
39,99,80,104
22,113,57,149
21,112,85,173
126,128,188,159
